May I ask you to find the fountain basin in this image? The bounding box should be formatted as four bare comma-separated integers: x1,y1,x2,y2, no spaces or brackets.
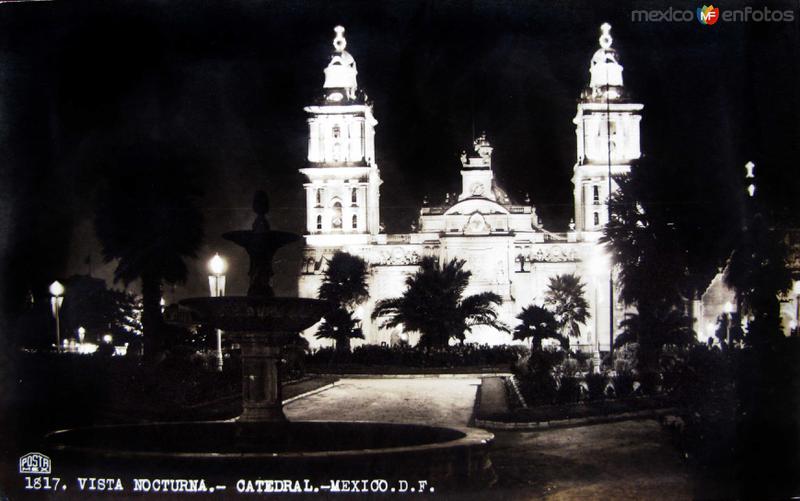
176,296,331,333
45,421,495,488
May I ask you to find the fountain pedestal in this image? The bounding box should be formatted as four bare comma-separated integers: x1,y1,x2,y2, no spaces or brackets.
232,332,294,423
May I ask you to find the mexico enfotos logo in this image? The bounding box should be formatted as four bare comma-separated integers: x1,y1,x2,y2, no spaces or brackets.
19,452,51,474
632,5,795,24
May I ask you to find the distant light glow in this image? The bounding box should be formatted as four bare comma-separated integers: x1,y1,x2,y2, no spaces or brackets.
49,280,65,297
744,161,755,178
77,326,85,342
102,334,113,344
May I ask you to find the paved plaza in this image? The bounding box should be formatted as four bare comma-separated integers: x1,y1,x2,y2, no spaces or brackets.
285,377,481,426
286,376,692,499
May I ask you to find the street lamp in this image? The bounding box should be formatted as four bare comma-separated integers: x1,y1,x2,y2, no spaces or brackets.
209,253,227,297
77,326,86,344
49,280,65,353
208,253,228,371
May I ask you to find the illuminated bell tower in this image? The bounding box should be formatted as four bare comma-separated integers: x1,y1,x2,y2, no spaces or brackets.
300,26,382,244
572,23,643,234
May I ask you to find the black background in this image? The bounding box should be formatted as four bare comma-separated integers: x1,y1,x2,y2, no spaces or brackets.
0,0,797,311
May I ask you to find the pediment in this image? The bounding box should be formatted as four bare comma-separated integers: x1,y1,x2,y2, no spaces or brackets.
444,198,509,216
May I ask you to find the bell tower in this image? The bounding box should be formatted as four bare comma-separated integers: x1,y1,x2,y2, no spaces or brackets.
300,26,382,245
572,23,643,234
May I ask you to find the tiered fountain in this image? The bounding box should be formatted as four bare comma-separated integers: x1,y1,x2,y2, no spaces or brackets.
45,192,494,488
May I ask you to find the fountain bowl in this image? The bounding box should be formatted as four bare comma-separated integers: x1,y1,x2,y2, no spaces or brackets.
45,421,495,488
176,296,331,333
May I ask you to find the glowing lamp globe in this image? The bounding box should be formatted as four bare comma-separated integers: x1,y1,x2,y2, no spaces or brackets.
49,280,65,297
209,253,227,276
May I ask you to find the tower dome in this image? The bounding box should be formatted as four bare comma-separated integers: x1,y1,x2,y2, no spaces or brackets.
586,23,625,101
323,26,359,102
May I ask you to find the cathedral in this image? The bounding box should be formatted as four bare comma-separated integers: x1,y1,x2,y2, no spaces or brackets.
297,24,644,352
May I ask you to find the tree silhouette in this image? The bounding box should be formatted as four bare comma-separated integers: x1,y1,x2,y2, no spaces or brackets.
372,257,507,348
725,212,791,346
513,305,566,352
544,273,590,341
614,307,695,371
316,252,369,354
94,143,204,360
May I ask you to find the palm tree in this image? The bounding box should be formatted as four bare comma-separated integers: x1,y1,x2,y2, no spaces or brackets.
544,274,590,341
315,308,364,354
371,257,507,348
94,143,204,360
724,212,791,346
614,306,695,371
513,305,566,352
601,174,688,310
316,252,370,354
318,252,369,308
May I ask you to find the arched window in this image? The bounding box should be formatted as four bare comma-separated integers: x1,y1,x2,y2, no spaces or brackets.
332,201,343,229
316,214,322,230
351,187,358,204
352,214,358,229
593,212,600,226
315,189,322,206
593,185,600,205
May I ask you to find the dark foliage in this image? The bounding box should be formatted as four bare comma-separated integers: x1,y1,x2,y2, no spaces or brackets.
725,212,792,347
513,305,567,352
372,257,507,348
315,308,364,355
94,142,205,360
612,370,635,399
556,375,582,404
318,252,370,308
614,307,695,371
584,372,607,401
316,252,369,354
637,370,661,396
59,275,142,344
306,343,527,368
544,274,590,340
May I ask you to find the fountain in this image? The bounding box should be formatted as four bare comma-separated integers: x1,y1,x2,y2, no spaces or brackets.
44,192,494,488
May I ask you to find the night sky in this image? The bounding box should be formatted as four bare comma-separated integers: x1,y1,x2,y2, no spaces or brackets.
0,0,797,316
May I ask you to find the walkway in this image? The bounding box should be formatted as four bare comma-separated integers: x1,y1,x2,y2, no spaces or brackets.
285,377,691,499
284,376,481,426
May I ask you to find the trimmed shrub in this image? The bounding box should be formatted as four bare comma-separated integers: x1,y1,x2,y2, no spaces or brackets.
638,370,661,395
585,372,607,401
612,370,635,398
95,343,115,358
557,375,582,403
306,343,528,367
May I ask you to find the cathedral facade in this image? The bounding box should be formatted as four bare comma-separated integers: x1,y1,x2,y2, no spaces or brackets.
298,24,643,352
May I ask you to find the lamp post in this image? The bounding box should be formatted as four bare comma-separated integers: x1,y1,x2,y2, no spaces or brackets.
208,253,227,371
49,281,65,353
723,301,734,346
